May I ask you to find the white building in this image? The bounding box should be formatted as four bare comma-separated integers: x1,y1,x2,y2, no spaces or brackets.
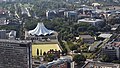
0,18,9,25
98,34,113,39
78,18,104,27
46,10,56,19
92,3,101,7
28,23,54,36
25,23,57,43
21,7,31,17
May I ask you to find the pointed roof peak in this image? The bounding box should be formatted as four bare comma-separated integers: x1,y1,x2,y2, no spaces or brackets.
38,22,44,26
28,23,54,36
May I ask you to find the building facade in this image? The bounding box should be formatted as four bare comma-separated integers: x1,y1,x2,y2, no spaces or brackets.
78,18,105,28
0,30,16,39
46,10,56,19
0,39,32,68
101,42,120,60
38,56,73,68
64,11,77,19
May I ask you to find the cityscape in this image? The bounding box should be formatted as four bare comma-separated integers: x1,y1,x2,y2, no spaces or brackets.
0,0,120,68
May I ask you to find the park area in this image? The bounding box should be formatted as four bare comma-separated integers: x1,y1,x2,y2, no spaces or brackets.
32,43,61,57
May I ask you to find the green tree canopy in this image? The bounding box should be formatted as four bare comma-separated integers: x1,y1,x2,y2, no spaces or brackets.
73,54,86,64
100,55,111,62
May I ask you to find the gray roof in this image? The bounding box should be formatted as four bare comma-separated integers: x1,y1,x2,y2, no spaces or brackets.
0,39,31,44
80,35,94,39
38,56,72,68
82,61,120,68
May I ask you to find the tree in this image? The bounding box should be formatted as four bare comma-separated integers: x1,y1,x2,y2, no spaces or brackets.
100,55,111,62
87,25,98,32
112,60,120,64
40,49,42,56
37,49,39,56
47,54,55,62
62,48,68,55
73,54,86,64
43,52,46,56
80,44,88,52
70,45,78,51
107,15,120,25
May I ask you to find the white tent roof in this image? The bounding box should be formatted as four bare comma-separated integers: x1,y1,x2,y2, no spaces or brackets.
28,23,54,36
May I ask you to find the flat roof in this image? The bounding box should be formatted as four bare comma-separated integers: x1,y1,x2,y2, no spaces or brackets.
112,42,120,47
78,18,103,23
80,35,93,39
111,28,117,30
0,39,31,44
82,61,120,68
98,34,112,38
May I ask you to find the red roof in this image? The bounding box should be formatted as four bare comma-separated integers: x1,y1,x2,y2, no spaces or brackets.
112,42,120,47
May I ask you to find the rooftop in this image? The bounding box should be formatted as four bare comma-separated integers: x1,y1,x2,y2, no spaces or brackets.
38,56,72,68
112,42,120,47
0,39,31,44
98,34,112,38
82,61,120,68
28,23,54,36
92,3,101,6
79,35,94,39
78,18,103,23
111,28,117,30
66,11,77,14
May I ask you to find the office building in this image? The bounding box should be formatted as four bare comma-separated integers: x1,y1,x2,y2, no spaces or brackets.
102,42,120,60
78,18,105,28
0,39,32,68
38,56,74,68
0,30,16,39
64,11,77,19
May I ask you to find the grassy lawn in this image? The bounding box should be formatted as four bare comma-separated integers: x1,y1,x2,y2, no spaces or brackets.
92,41,98,46
63,41,71,52
83,52,93,59
32,43,61,56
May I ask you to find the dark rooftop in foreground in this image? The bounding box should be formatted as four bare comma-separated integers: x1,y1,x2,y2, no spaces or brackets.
0,39,31,44
82,61,120,68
